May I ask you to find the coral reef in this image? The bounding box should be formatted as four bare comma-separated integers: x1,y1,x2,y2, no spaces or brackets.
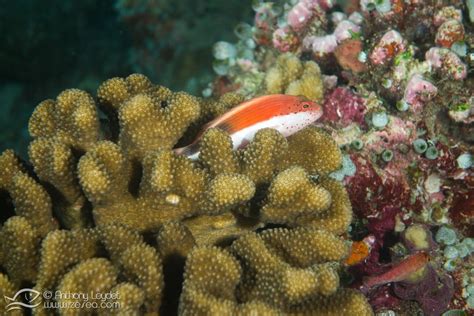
2,0,473,314
0,72,370,314
205,0,473,314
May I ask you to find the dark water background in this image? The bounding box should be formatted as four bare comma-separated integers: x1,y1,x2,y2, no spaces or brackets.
0,0,252,157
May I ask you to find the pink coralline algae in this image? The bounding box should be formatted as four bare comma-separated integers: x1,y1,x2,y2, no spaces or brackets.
370,30,406,65
425,48,467,80
433,6,463,26
254,3,279,45
287,0,320,31
272,26,300,52
287,0,334,31
334,39,367,73
440,51,467,80
334,20,361,42
435,19,464,48
321,87,366,127
344,154,412,235
448,100,474,124
302,14,361,56
303,34,338,55
402,75,438,113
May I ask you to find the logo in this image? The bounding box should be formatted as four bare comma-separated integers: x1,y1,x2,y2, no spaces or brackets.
4,288,41,312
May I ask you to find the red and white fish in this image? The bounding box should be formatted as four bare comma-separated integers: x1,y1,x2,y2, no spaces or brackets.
174,94,323,160
362,251,430,290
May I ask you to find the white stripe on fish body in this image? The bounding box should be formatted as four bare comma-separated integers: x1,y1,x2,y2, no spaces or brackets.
188,111,317,160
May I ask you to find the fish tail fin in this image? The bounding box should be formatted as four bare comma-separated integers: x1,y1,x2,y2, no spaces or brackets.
174,142,200,160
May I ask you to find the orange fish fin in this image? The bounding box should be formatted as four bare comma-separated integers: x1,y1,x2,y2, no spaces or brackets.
345,241,370,266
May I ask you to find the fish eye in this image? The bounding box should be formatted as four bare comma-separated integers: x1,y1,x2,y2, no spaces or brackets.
303,103,310,109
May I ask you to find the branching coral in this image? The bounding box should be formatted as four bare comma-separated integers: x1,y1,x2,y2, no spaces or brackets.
77,140,254,231
0,216,40,286
0,273,22,316
264,53,324,101
179,246,278,315
260,167,332,224
0,73,369,314
97,73,201,160
0,150,58,236
57,258,118,315
27,88,101,229
179,227,373,315
231,227,349,304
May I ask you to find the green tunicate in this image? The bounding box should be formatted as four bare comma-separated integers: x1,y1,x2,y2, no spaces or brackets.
251,0,265,11
382,78,392,89
444,246,459,259
381,149,393,162
435,226,457,245
451,41,467,57
213,41,237,60
468,295,474,309
460,238,474,253
358,51,368,63
456,153,473,169
467,284,474,295
375,0,391,13
340,144,350,152
396,100,409,111
372,112,388,128
398,143,409,154
425,146,438,160
462,275,470,286
234,22,253,40
455,244,469,258
202,87,212,98
443,259,456,272
413,139,428,154
329,155,356,181
366,2,376,11
212,59,230,76
351,139,364,150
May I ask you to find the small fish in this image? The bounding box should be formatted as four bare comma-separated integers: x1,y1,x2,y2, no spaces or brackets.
362,252,430,289
174,94,323,160
345,234,376,266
